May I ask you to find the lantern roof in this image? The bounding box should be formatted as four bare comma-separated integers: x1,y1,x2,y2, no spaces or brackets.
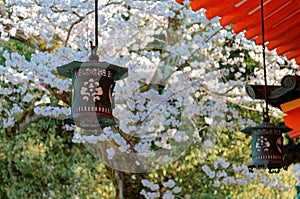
176,0,300,67
241,121,292,135
57,61,128,81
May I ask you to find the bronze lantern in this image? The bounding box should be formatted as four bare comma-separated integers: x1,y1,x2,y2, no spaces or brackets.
296,186,300,198
56,0,128,129
57,55,127,129
241,119,291,173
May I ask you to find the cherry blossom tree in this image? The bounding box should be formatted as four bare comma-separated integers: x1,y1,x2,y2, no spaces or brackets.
0,0,299,198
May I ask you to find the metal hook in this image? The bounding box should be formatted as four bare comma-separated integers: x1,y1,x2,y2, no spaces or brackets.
260,0,270,119
89,0,99,61
90,0,99,55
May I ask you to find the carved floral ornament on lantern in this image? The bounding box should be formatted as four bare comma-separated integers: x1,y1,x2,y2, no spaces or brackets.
255,134,283,155
80,78,103,102
255,136,271,152
78,68,114,103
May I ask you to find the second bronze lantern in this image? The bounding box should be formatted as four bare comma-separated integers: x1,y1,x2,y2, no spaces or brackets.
241,0,292,174
241,120,291,173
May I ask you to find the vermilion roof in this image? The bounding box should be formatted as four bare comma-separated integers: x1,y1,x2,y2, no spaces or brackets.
176,0,300,67
281,99,300,138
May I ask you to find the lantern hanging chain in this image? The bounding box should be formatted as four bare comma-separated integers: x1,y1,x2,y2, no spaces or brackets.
90,0,99,55
260,0,269,122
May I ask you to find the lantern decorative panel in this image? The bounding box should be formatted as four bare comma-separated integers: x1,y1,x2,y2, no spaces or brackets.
242,121,291,173
57,60,128,129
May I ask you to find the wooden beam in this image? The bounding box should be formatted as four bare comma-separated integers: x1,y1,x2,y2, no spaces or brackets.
280,98,300,112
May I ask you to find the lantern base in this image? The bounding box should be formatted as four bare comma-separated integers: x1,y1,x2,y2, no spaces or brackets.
64,112,119,129
247,159,288,173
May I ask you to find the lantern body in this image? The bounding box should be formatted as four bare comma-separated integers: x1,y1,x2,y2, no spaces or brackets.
72,67,116,128
242,121,291,173
57,61,128,129
296,186,300,199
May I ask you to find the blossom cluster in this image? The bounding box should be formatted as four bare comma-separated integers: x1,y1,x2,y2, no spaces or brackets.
72,126,130,154
34,106,70,119
201,158,291,191
140,179,182,199
292,164,300,185
0,0,298,194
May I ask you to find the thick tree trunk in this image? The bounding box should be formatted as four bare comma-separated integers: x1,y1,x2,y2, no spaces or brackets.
106,166,145,199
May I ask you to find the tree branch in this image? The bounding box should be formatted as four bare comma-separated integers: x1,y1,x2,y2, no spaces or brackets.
44,84,72,106
65,11,94,46
5,107,43,137
200,84,245,98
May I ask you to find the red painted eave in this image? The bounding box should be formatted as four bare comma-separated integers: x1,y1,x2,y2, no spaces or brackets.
281,99,300,139
176,0,300,67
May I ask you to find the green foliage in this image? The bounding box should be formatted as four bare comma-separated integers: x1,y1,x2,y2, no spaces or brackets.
0,39,35,63
0,39,115,198
0,118,115,198
1,5,300,199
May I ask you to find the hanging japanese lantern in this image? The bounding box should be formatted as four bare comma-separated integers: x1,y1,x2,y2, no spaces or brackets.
241,120,291,173
57,55,127,129
296,186,300,199
55,0,128,129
